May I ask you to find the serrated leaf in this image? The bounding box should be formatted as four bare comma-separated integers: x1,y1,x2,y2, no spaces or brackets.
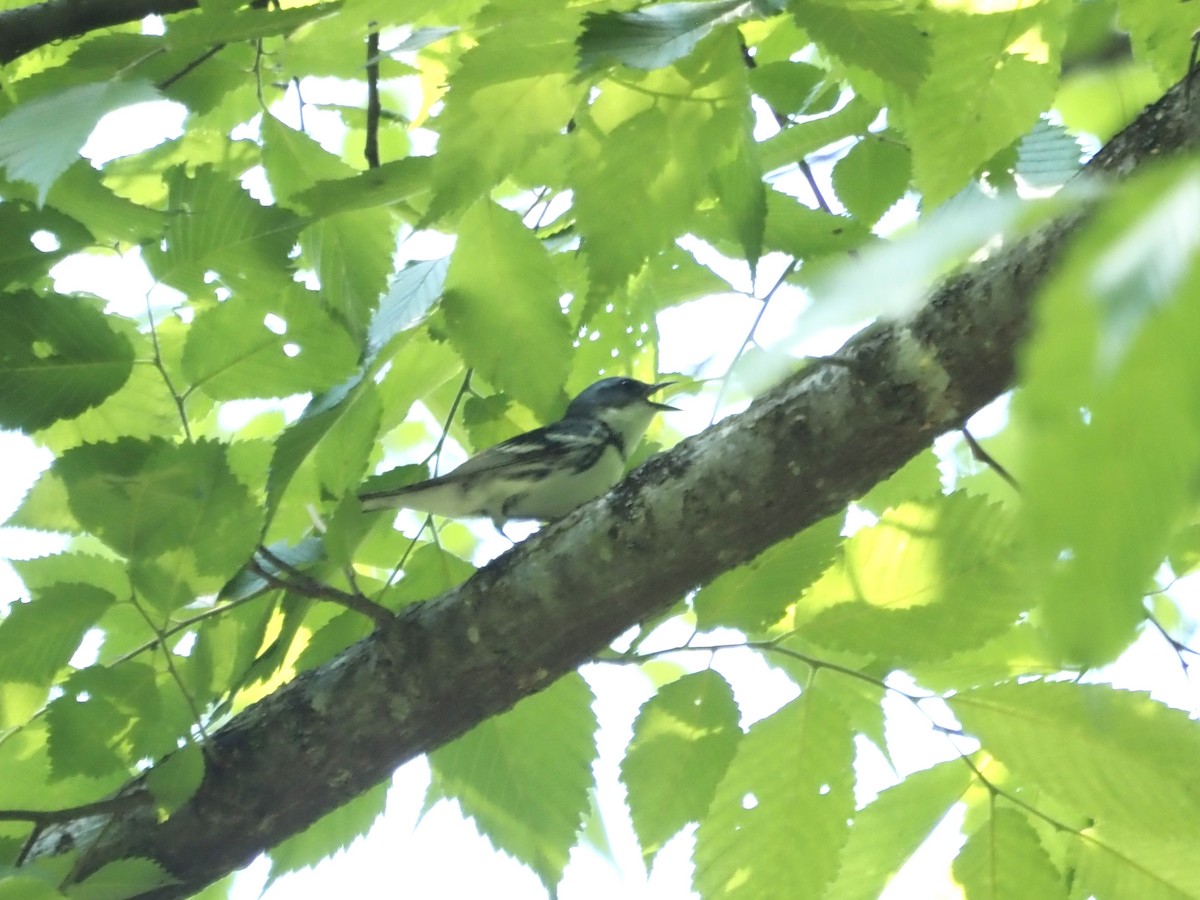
0,80,161,204
904,8,1063,204
0,204,92,289
832,135,912,225
826,760,973,900
694,514,842,632
262,116,393,339
368,258,449,361
759,94,878,174
45,697,128,779
293,157,433,217
573,28,753,305
797,494,1022,664
793,0,929,94
428,10,583,219
267,782,389,882
428,673,597,892
1016,119,1083,189
954,807,1065,900
762,190,870,257
182,288,359,400
0,876,65,900
578,0,754,72
949,682,1200,843
0,584,114,686
68,858,177,900
141,166,300,295
55,438,262,577
145,742,206,816
442,200,571,418
0,292,134,432
695,684,855,899
621,670,741,864
1074,822,1200,900
1014,164,1200,666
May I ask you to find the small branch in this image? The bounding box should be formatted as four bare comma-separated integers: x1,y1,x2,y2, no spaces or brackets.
961,427,1020,492
157,44,225,91
425,369,473,473
365,29,382,169
143,290,192,442
128,593,212,747
0,793,150,826
710,258,798,425
252,547,394,627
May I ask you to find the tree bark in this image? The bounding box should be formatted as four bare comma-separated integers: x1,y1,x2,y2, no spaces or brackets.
16,54,1200,900
0,0,197,65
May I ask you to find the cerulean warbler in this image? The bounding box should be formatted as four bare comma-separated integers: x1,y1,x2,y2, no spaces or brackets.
359,377,676,531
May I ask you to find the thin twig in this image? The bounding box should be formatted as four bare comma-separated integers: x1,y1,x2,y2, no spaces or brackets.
253,547,393,627
128,593,212,747
157,45,225,91
961,427,1020,492
425,369,473,474
365,28,381,169
709,259,797,425
143,291,191,442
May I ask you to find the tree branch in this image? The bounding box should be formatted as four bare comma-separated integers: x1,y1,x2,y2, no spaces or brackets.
18,73,1200,900
0,0,197,66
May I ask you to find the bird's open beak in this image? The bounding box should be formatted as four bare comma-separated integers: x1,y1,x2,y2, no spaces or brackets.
646,381,679,411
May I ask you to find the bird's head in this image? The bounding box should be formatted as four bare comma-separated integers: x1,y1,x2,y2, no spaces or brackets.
564,377,677,448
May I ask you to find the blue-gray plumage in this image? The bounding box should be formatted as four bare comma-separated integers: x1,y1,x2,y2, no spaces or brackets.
359,377,676,529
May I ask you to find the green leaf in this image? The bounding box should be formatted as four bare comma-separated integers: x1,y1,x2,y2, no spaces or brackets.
903,8,1063,204
826,760,974,900
0,584,114,687
572,28,754,304
0,80,161,204
578,0,757,72
621,670,742,864
182,287,359,400
0,204,92,289
832,135,912,225
694,514,842,632
797,494,1022,664
749,60,833,117
141,166,301,295
0,292,134,433
145,742,206,816
1074,822,1200,900
695,683,855,899
267,782,389,881
1014,163,1200,666
428,10,584,219
428,673,597,892
762,190,871,256
0,876,66,900
68,858,177,900
1016,119,1083,189
1115,0,1200,86
954,807,1065,900
262,116,393,339
55,438,262,577
442,200,571,418
949,682,1200,843
293,157,434,217
368,258,450,360
761,94,880,177
792,0,930,94
45,696,128,779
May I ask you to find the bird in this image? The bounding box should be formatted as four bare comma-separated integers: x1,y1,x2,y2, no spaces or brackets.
359,377,677,532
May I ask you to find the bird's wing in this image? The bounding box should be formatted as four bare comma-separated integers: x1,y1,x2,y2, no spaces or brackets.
448,419,612,478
